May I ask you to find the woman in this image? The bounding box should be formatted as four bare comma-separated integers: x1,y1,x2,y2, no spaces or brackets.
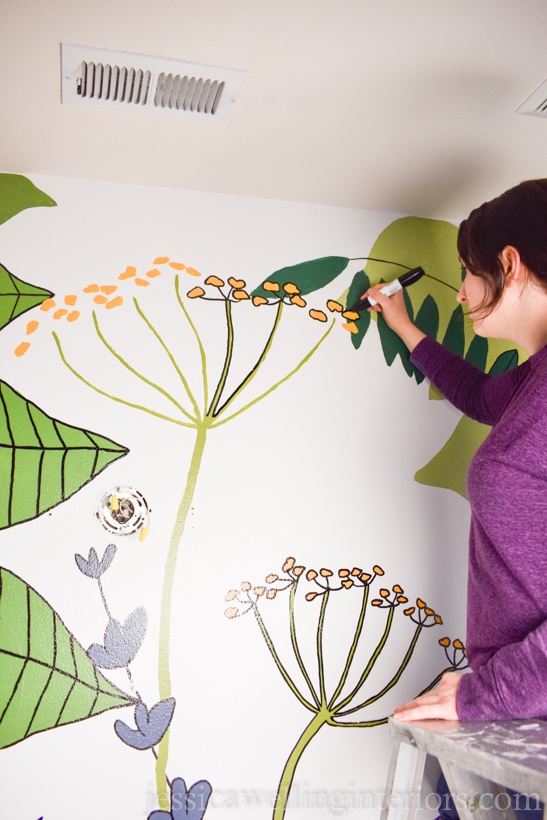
363,179,547,724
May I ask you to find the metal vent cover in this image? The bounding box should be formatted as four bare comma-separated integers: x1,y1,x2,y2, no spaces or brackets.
516,78,547,119
61,44,246,124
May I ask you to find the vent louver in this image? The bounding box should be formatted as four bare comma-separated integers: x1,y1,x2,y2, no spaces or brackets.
516,78,547,119
61,44,245,124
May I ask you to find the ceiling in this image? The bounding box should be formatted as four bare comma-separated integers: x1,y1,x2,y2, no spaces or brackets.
2,0,547,220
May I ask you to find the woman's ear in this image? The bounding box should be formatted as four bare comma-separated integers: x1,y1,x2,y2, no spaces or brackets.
500,245,525,287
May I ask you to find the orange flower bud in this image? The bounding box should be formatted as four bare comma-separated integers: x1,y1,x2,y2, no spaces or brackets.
252,296,268,306
326,300,344,313
154,257,170,265
342,322,359,334
371,599,382,606
338,568,350,577
146,268,161,278
320,568,333,577
135,278,150,287
205,276,225,287
435,615,443,624
439,637,451,647
83,284,99,293
118,267,136,280
306,569,318,581
169,262,186,271
342,310,360,321
26,320,39,335
305,592,318,602
351,567,362,576
379,588,390,598
290,294,307,308
453,639,464,649
283,282,300,295
263,281,280,292
233,289,250,300
309,309,328,322
266,589,277,599
40,298,56,311
225,607,238,619
293,566,305,577
228,277,246,289
225,589,238,601
392,585,403,594
404,607,416,616
254,586,265,596
185,267,201,277
425,607,434,616
360,572,372,582
100,285,117,294
14,342,30,357
373,565,384,576
283,557,295,572
416,598,426,608
397,596,408,604
64,294,78,306
341,579,353,589
188,287,205,298
265,573,278,583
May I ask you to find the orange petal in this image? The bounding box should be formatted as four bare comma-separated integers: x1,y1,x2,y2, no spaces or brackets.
204,276,225,287
40,298,56,311
439,637,451,647
185,267,201,277
106,296,123,309
283,282,300,295
309,309,328,322
290,295,306,307
135,278,150,287
100,285,118,294
146,268,162,278
252,296,268,306
373,565,384,576
83,284,100,293
416,598,426,608
232,289,249,300
53,309,68,319
263,281,280,292
119,266,137,280
342,310,360,321
64,294,78,306
67,311,80,322
93,295,108,304
228,277,246,289
187,287,205,298
342,322,359,334
26,320,39,335
14,341,30,357
154,257,170,265
327,300,343,313
169,262,185,270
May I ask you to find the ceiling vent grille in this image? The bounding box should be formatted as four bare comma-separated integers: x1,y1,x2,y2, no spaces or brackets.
516,78,547,119
61,44,246,124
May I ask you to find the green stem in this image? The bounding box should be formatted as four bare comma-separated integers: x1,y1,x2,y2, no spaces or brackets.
317,591,329,705
252,603,316,712
207,300,234,416
273,710,329,820
337,624,422,716
211,319,335,428
175,276,209,412
133,298,202,422
289,583,320,708
330,716,389,728
52,332,196,428
92,311,197,423
328,585,369,709
333,605,395,712
214,301,284,417
156,425,208,802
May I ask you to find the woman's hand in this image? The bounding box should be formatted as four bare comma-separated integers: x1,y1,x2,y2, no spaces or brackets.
362,285,426,353
392,672,462,722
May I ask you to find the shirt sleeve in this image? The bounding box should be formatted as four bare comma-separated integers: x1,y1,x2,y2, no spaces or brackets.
410,337,527,426
456,621,547,720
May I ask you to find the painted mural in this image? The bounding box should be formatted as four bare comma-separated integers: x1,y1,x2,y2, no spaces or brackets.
0,174,520,819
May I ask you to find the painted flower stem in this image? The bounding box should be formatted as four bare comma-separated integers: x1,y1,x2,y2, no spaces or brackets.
328,584,369,709
289,583,320,708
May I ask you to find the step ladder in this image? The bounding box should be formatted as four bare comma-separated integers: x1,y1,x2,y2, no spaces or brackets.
381,717,547,820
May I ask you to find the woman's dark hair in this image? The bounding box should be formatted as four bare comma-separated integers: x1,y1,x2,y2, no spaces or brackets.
457,179,547,313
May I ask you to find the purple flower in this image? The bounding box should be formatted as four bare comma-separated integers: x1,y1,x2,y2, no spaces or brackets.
75,544,117,578
115,698,176,750
87,606,147,668
148,778,212,820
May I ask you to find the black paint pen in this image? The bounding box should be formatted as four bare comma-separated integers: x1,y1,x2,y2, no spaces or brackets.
350,266,425,311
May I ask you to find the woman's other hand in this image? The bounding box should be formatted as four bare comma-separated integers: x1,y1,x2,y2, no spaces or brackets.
392,671,462,721
362,285,426,352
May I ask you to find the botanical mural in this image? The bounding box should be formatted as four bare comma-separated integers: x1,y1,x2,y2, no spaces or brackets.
0,174,519,819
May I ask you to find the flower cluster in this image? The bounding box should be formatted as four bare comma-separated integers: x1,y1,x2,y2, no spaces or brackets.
14,255,199,357
304,564,385,601
439,636,468,668
398,597,443,627
224,557,303,618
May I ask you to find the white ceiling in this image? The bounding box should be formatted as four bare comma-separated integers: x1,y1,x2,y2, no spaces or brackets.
2,0,547,220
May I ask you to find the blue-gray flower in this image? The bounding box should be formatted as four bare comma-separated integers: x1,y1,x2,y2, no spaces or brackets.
87,606,147,668
148,778,212,820
75,544,117,579
114,697,176,750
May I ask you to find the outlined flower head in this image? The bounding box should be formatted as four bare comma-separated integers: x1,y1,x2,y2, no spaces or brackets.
75,544,117,579
439,637,468,669
402,598,443,627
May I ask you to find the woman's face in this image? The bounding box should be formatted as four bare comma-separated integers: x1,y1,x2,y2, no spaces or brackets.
457,269,498,337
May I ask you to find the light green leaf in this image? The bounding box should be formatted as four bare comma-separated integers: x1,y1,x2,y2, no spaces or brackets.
0,263,53,331
0,379,128,529
0,566,134,749
0,174,56,225
252,256,349,299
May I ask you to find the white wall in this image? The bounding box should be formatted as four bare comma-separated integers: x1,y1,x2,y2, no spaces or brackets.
0,175,469,819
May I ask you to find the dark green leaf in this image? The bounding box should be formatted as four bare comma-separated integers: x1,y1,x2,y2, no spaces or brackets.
488,349,519,376
0,174,56,225
0,263,53,331
442,304,465,356
0,380,128,529
414,295,439,339
0,567,134,749
251,256,349,299
345,269,371,350
464,334,488,371
377,291,424,382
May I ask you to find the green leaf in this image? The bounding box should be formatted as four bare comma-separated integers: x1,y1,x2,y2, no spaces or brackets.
442,304,465,356
0,263,53,331
489,349,519,376
345,269,371,350
464,334,488,371
414,295,439,340
0,379,128,529
0,174,56,225
414,414,491,500
0,566,134,749
251,256,349,299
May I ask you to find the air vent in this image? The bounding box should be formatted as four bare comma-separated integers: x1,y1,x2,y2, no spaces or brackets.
516,78,547,119
61,44,246,124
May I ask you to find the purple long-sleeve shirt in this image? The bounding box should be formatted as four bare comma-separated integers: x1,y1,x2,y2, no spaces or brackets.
410,336,547,721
